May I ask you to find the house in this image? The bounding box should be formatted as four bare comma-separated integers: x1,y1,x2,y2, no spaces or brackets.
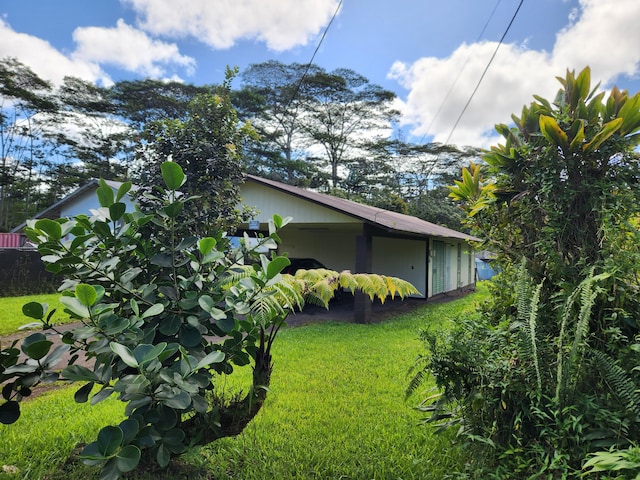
13,175,479,322
239,176,479,321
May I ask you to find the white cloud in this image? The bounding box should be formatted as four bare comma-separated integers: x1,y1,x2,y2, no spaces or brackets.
552,0,640,82
389,0,640,148
72,19,196,79
122,0,341,51
0,18,109,85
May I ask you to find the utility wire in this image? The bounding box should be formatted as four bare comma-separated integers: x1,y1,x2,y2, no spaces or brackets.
443,0,525,146
421,0,503,139
282,0,343,113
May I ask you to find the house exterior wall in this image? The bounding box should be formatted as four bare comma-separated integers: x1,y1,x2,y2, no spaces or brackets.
59,189,135,219
372,236,427,298
241,182,358,225
276,227,358,273
240,182,475,300
429,238,475,297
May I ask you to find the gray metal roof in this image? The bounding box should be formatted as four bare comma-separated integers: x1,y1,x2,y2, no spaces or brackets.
245,175,480,242
15,174,479,243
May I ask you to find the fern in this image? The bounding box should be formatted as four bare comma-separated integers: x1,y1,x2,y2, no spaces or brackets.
527,281,544,398
513,259,543,399
592,349,640,418
555,269,610,406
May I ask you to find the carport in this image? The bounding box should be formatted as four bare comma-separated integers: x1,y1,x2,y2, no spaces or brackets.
238,175,480,323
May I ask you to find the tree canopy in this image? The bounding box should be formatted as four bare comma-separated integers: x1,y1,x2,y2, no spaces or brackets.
0,57,476,233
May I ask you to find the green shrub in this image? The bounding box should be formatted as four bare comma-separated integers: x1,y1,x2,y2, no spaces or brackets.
1,160,417,479
413,67,640,478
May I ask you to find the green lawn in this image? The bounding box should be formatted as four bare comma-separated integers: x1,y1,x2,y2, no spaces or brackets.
0,285,487,479
0,293,69,336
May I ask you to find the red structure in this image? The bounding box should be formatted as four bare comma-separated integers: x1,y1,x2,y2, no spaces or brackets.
0,233,23,248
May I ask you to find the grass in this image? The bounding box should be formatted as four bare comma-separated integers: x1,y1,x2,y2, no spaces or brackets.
0,284,488,479
0,293,69,336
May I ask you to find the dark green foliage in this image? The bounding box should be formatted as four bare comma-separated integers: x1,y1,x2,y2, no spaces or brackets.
134,68,254,237
1,161,416,479
414,67,640,478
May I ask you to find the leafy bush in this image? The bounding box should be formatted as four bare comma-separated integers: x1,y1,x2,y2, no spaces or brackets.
0,161,417,479
412,67,640,478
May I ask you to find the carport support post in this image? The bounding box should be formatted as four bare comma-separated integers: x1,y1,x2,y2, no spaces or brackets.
354,232,372,324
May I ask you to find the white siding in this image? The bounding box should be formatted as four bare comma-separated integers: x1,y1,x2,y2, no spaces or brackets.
241,183,358,224
372,237,426,298
430,239,475,297
60,189,135,218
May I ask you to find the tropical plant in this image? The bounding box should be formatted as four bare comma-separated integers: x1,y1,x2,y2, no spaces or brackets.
0,160,417,479
134,67,256,237
412,67,640,477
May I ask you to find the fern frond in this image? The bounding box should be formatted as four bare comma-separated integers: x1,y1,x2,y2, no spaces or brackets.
353,274,376,300
592,349,640,418
512,259,544,398
385,276,420,299
337,271,359,293
556,269,610,406
555,279,580,404
528,280,543,397
515,258,532,324
216,264,254,289
289,268,419,305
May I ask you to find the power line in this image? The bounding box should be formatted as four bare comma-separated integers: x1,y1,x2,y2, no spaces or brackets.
282,0,343,113
421,0,503,139
443,0,525,146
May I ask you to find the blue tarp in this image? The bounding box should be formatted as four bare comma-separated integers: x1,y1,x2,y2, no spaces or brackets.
475,258,499,281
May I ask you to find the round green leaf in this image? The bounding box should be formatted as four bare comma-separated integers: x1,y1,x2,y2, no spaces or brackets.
75,284,97,307
116,445,141,472
110,342,139,368
163,202,184,218
267,256,291,280
115,181,132,202
22,302,44,320
179,325,202,348
160,161,186,190
24,339,53,361
160,391,192,410
35,218,62,240
119,418,140,445
63,365,101,382
20,332,47,355
96,181,115,207
195,351,225,370
60,296,90,318
141,303,164,319
156,443,171,468
198,237,217,255
109,202,126,221
98,425,124,456
74,382,95,403
0,401,20,424
162,428,185,446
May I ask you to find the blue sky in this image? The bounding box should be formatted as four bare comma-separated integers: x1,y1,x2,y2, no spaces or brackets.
1,0,639,148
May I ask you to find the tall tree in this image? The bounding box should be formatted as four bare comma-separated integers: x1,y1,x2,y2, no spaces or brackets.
238,61,323,186
110,78,211,130
302,68,399,188
416,67,640,476
0,57,57,230
52,76,133,182
135,68,255,236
